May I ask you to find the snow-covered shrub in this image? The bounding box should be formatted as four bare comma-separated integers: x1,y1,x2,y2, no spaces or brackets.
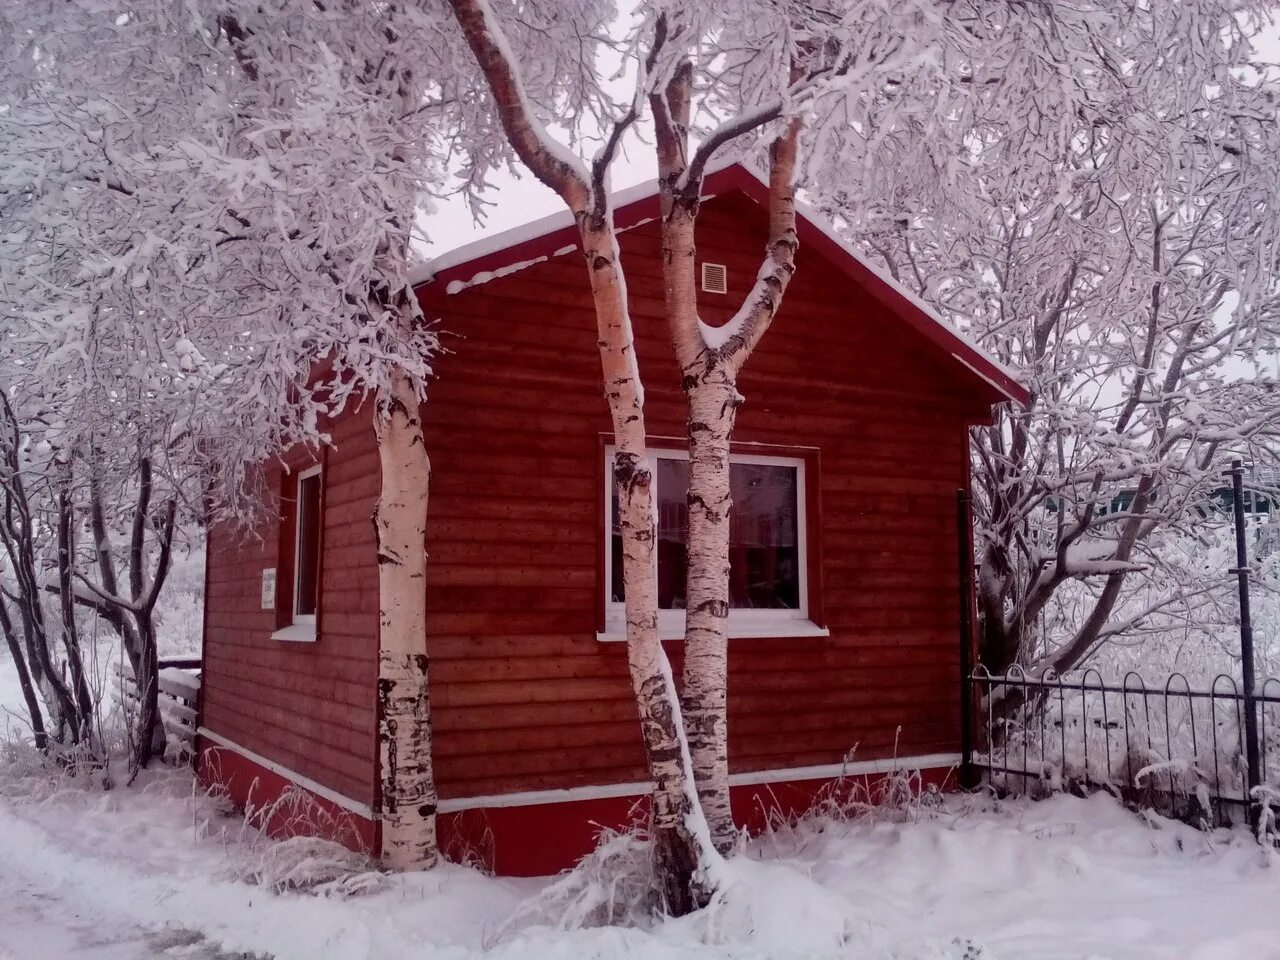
239,835,385,897
0,736,105,801
509,819,656,929
217,781,386,897
0,691,137,801
979,668,1263,828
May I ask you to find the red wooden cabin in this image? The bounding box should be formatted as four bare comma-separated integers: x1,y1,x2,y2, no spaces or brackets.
196,164,1026,875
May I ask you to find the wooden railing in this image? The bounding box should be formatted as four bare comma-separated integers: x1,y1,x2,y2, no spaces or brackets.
116,658,201,760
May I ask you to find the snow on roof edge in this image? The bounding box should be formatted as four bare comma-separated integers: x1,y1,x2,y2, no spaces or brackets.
782,187,1026,401
412,155,742,288
411,205,574,287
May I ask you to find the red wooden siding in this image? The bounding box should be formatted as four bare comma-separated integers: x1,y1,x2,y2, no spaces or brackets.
422,193,988,799
200,190,994,813
201,409,380,807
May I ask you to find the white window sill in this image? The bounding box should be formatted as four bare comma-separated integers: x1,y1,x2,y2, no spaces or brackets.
596,619,829,643
271,623,317,643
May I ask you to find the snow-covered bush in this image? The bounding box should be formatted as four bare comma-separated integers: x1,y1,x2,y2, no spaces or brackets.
513,823,657,929
978,664,1264,828
238,836,386,898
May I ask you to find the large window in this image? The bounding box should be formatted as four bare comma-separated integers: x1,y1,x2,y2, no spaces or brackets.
603,448,823,640
292,465,323,624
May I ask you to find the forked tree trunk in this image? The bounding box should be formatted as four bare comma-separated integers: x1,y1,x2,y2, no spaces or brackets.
446,0,723,914
374,364,438,870
652,74,803,849
582,214,719,913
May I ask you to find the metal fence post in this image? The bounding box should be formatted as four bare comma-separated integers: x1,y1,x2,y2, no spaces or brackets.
1231,459,1262,830
957,488,976,789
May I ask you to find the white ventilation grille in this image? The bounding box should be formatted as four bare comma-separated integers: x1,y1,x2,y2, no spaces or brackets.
701,262,728,294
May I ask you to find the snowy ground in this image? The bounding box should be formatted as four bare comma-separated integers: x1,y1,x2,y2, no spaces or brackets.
0,765,1277,960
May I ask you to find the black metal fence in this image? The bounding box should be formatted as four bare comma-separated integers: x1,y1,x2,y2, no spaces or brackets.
968,667,1280,828
956,461,1275,833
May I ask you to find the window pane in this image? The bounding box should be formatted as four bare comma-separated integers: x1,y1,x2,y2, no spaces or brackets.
657,458,689,609
608,455,801,615
610,459,690,608
610,480,624,603
728,463,800,610
295,473,322,617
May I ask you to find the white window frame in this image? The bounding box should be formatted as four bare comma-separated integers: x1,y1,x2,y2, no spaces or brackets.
274,464,322,642
599,446,828,642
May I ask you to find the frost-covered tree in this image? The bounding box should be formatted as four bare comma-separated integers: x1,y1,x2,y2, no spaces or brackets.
445,0,731,911
833,3,1280,680
444,0,983,910
1,0,453,828
210,0,610,870
643,3,940,858
209,0,452,870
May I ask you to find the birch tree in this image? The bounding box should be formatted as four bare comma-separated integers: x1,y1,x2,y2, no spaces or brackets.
444,0,952,897
444,0,725,914
642,4,949,851
210,0,450,872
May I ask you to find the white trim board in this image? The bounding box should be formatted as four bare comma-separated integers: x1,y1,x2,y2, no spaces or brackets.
197,727,375,819
197,728,958,819
437,753,961,813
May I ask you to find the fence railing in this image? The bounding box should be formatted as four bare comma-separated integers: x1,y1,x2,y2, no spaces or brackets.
969,666,1280,828
115,659,201,761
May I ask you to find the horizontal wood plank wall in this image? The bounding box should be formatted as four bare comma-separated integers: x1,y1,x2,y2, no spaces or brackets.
201,191,992,809
422,193,991,799
202,408,379,806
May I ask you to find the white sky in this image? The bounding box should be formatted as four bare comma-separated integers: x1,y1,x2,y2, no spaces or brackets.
419,145,653,257
420,15,1280,261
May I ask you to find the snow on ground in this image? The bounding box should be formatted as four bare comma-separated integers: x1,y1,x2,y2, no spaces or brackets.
0,767,1277,960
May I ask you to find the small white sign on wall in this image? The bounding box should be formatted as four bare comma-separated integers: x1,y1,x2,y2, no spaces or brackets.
261,568,277,610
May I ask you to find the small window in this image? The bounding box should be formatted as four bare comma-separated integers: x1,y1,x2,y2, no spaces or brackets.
604,448,822,640
292,465,323,624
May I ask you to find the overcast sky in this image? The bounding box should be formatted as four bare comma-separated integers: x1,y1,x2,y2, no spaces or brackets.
420,16,1280,261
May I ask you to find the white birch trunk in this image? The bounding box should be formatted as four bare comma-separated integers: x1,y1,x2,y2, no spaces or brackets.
374,365,438,870
681,378,738,849
581,216,720,913
655,190,740,851
445,0,725,911
652,88,803,851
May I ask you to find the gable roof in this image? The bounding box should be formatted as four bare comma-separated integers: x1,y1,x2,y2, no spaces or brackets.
414,163,1028,406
